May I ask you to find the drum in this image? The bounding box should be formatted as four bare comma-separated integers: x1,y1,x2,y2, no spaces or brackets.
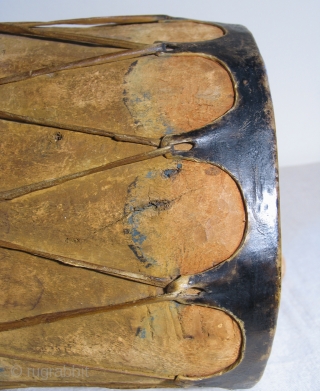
0,16,280,389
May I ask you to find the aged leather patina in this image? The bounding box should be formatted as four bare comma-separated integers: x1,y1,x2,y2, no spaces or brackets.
0,15,280,389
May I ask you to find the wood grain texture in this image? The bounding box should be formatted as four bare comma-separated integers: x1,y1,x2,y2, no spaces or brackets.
0,19,244,387
0,21,223,80
0,302,241,379
36,21,224,44
0,355,169,387
0,55,233,138
0,34,117,79
0,248,161,323
0,159,245,279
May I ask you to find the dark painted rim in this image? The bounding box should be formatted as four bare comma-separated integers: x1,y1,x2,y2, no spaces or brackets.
162,22,281,389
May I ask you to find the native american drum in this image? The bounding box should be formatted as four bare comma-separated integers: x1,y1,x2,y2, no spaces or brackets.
0,16,281,389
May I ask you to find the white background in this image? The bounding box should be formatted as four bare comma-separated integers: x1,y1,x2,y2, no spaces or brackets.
1,0,319,167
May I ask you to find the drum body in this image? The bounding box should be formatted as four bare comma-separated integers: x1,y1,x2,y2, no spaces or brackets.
0,16,280,389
